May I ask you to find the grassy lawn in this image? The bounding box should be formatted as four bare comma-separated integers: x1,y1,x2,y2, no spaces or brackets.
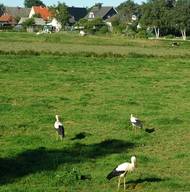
0,32,190,192
1,32,190,57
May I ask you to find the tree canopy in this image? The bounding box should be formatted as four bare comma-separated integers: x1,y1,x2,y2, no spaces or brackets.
138,0,190,39
172,0,190,40
22,18,35,27
0,4,5,16
24,0,45,8
117,0,139,23
77,17,107,34
49,2,69,27
140,0,168,38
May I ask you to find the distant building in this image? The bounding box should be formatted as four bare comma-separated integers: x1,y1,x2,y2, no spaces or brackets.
46,18,62,32
4,6,30,18
0,5,95,31
86,5,117,20
0,15,14,26
29,6,52,21
0,6,30,26
68,7,87,25
18,17,46,32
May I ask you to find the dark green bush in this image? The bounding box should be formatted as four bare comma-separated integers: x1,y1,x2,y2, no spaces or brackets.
96,26,109,34
136,30,148,39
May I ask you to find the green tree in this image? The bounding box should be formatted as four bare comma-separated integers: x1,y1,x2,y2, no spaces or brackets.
0,4,5,16
172,0,190,40
22,18,35,28
116,0,140,34
77,17,106,34
15,16,21,23
117,0,139,23
140,0,168,38
24,0,45,8
165,0,176,8
85,17,104,32
76,18,87,27
50,2,69,28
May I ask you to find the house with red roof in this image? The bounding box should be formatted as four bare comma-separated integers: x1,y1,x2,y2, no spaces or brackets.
29,6,52,21
0,15,14,26
0,6,30,26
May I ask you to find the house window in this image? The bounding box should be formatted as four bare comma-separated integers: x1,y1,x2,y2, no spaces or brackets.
89,12,94,19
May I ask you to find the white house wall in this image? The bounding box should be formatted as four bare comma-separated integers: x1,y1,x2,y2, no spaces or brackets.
29,7,35,18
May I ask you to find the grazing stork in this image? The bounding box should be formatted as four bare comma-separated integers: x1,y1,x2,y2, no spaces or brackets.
107,156,137,191
130,114,143,131
171,42,179,47
54,115,65,140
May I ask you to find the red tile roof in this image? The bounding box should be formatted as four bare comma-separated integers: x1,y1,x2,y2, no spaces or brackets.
33,6,52,21
0,15,13,22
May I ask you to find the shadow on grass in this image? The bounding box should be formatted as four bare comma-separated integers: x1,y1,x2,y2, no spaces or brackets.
145,128,155,133
71,132,91,140
126,177,165,189
0,139,135,185
127,177,164,184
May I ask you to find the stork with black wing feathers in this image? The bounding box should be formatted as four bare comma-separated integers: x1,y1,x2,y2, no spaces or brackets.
54,115,65,140
107,156,137,191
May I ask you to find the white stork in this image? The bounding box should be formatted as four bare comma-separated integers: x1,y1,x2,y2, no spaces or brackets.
106,156,137,191
54,115,65,140
130,114,143,131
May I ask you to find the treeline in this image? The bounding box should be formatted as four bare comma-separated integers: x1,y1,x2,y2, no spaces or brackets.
109,0,190,40
74,0,190,39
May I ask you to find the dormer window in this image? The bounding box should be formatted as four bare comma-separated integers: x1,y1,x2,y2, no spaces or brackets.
89,12,94,19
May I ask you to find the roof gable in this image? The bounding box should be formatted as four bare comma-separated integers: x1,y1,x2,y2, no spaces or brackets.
86,6,117,20
32,6,52,20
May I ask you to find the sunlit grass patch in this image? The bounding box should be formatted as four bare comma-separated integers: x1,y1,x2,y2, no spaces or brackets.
0,35,190,191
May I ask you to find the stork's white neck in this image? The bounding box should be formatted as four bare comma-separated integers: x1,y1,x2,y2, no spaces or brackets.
55,115,59,121
129,160,136,172
131,160,135,167
131,156,136,166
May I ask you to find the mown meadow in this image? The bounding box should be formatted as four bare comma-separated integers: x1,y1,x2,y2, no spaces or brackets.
0,32,190,192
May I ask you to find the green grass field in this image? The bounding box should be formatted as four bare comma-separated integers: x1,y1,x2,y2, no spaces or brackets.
1,32,190,57
0,32,190,192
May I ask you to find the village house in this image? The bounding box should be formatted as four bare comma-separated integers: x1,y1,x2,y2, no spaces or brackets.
18,6,53,32
29,6,52,21
0,5,90,32
18,17,46,32
84,5,118,32
86,5,117,20
68,7,87,25
0,6,30,27
28,6,87,32
0,15,14,27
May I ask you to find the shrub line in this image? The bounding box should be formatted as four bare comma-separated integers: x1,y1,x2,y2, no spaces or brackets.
0,50,190,59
